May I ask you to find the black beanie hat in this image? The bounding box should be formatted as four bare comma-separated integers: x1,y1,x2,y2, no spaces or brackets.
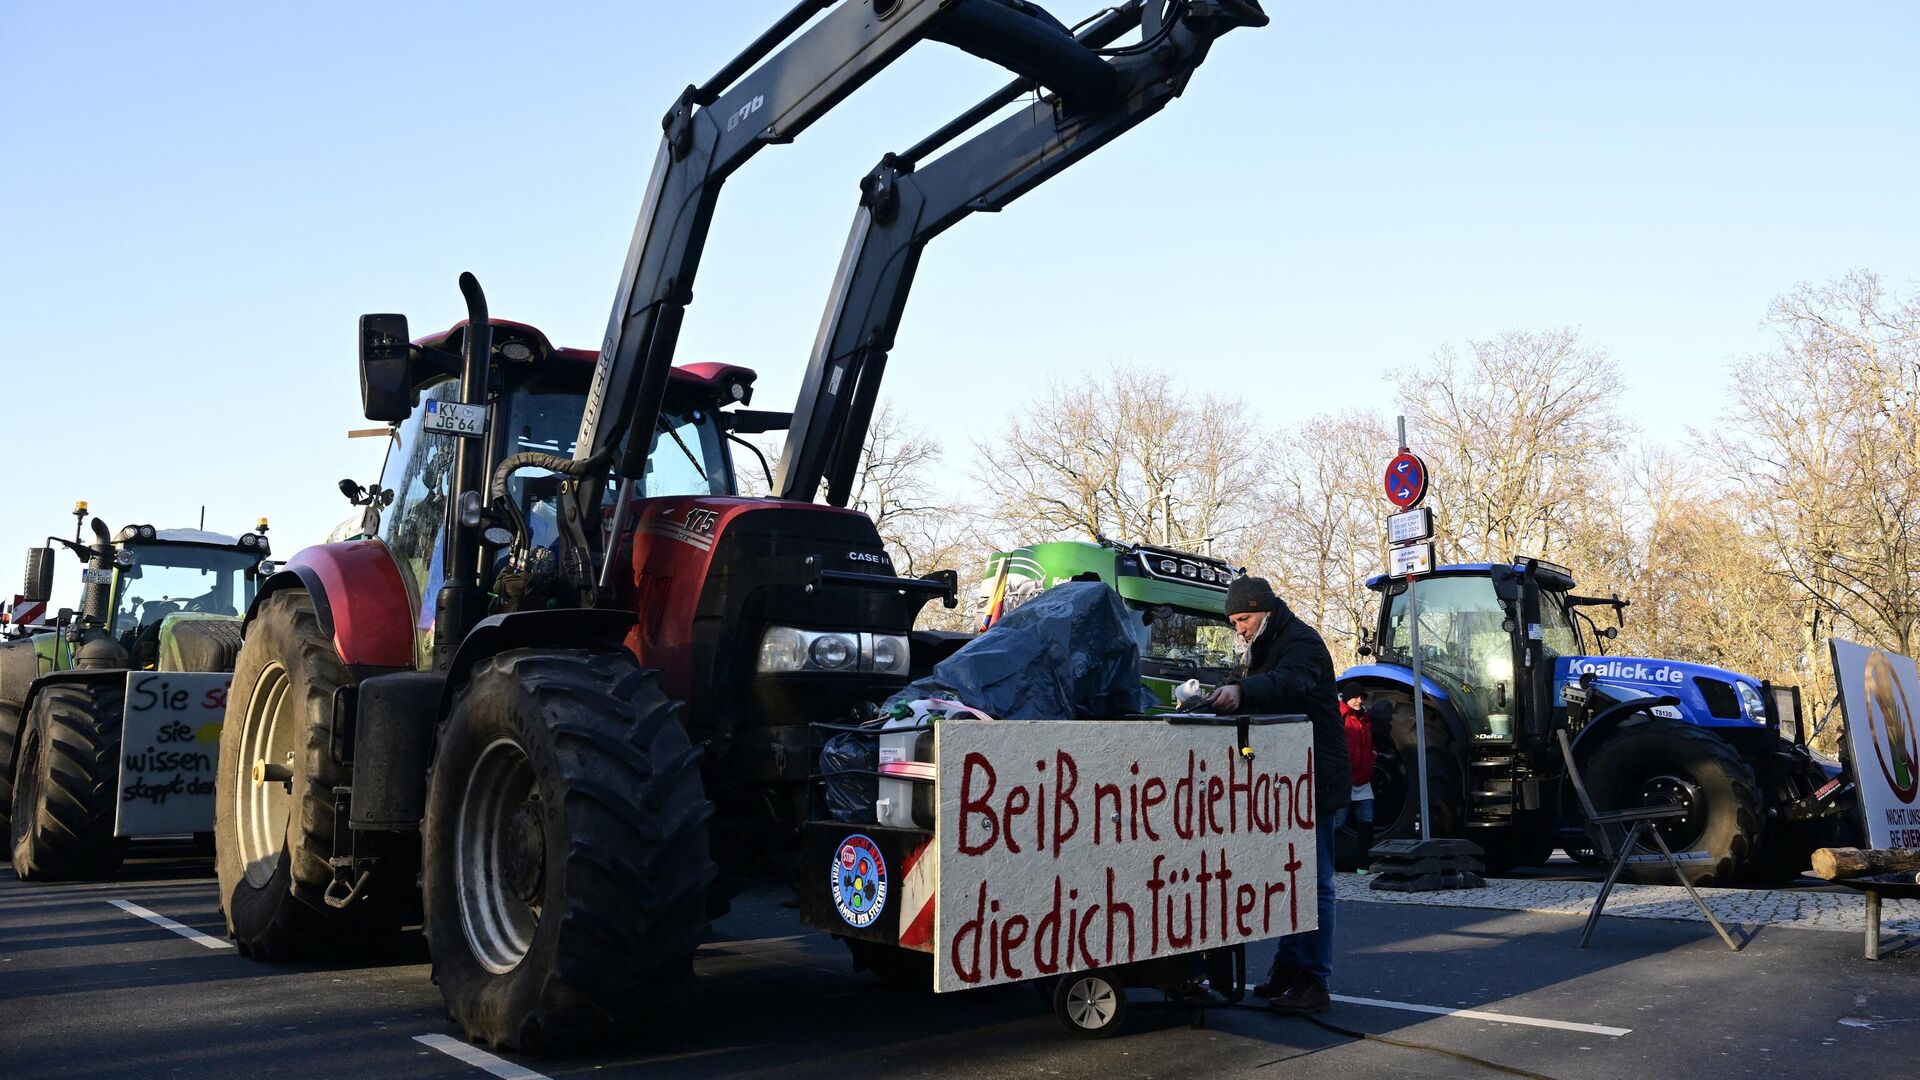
1224,576,1277,616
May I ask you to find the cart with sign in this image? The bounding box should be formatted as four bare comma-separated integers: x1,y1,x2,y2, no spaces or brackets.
802,711,1317,1037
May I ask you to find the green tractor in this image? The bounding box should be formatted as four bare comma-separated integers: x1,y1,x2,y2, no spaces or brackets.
0,504,273,879
979,538,1239,710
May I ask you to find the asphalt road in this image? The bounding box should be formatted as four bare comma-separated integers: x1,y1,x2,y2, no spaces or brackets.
3,840,1916,1080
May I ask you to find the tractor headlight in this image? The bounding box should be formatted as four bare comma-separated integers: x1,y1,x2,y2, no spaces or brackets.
757,626,910,676
869,633,909,676
113,549,135,568
1736,681,1767,724
808,633,857,671
138,524,157,540
240,533,259,549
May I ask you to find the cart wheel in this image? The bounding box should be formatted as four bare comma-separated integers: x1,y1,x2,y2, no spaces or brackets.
1053,970,1128,1039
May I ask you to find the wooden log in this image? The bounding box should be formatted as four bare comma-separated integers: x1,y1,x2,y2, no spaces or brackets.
1810,847,1920,880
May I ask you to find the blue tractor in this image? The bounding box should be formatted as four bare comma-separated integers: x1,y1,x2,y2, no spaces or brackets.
1339,558,1850,884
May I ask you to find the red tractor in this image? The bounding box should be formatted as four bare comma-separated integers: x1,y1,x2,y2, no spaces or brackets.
215,0,1265,1051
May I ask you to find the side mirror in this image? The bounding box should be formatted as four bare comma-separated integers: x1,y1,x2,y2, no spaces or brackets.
22,547,54,603
358,313,414,423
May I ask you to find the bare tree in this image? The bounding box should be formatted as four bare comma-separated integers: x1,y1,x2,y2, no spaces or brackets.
1395,329,1630,564
1704,271,1920,716
973,363,1265,554
1248,409,1394,659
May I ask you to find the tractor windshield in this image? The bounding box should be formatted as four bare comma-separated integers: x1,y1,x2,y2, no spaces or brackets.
1382,575,1512,737
1539,589,1584,658
109,543,258,662
1134,605,1237,675
378,377,735,603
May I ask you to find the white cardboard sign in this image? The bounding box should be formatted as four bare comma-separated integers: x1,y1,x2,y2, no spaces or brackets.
115,672,229,837
1831,638,1920,850
933,718,1317,993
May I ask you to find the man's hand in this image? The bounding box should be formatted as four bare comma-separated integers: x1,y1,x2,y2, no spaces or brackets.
1206,683,1243,713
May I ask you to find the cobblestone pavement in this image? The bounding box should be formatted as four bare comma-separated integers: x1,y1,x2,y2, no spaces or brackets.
1336,871,1920,936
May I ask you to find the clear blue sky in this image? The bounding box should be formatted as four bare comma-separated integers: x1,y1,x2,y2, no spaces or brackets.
3,2,1917,580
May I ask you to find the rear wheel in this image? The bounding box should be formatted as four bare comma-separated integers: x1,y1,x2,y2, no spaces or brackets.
215,590,413,957
1584,719,1762,886
423,649,714,1053
10,681,125,881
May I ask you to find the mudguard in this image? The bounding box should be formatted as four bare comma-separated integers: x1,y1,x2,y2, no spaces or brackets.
1339,662,1469,748
436,609,638,715
1568,694,1681,764
249,540,415,674
17,668,129,734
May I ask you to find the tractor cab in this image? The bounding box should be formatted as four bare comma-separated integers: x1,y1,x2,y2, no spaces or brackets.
1361,559,1583,748
102,525,272,669
349,319,762,663
980,539,1239,707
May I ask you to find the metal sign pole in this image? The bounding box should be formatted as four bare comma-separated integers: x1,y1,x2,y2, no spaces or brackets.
1397,416,1431,842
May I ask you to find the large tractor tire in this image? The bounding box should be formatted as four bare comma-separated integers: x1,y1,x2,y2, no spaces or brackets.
423,649,715,1053
1367,689,1465,845
215,590,414,957
10,681,126,881
0,701,20,840
1584,718,1762,887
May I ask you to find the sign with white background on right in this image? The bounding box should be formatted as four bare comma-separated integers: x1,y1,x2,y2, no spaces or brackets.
1831,638,1920,849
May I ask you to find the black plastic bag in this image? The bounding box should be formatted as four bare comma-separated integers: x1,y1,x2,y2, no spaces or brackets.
886,581,1152,720
819,730,878,823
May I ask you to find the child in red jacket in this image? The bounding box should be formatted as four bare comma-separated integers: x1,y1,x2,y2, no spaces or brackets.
1340,687,1378,870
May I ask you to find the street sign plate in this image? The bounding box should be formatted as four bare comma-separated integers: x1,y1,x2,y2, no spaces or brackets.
1384,451,1428,509
1389,542,1434,578
423,399,487,438
1387,507,1434,544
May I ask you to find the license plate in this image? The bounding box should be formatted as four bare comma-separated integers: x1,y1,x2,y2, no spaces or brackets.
423,399,487,438
81,568,114,585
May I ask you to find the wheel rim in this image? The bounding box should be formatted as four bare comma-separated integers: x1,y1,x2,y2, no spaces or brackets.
236,661,297,889
1638,773,1704,849
457,737,543,974
1065,976,1118,1029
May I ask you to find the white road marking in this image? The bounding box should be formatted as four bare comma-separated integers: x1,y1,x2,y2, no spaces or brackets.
1331,994,1632,1037
105,899,234,950
414,1034,552,1079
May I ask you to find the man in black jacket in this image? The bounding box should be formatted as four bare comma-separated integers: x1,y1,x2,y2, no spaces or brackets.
1205,575,1347,1015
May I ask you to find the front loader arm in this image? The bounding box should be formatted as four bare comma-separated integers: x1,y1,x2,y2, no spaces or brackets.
574,0,1132,591
773,0,1268,506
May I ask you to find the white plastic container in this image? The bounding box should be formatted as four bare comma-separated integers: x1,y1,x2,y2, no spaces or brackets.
876,698,988,828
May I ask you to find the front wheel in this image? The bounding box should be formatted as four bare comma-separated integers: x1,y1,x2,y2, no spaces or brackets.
423,649,715,1053
215,590,413,957
10,681,125,881
1584,719,1762,886
1368,690,1464,843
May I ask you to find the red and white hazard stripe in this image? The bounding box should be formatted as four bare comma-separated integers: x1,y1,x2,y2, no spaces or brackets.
896,839,937,953
3,597,46,628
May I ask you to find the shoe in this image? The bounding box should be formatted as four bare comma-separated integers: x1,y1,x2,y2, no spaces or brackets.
1252,967,1302,999
1268,975,1331,1016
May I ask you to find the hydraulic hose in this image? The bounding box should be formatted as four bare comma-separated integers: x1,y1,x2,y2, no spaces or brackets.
930,0,1121,111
